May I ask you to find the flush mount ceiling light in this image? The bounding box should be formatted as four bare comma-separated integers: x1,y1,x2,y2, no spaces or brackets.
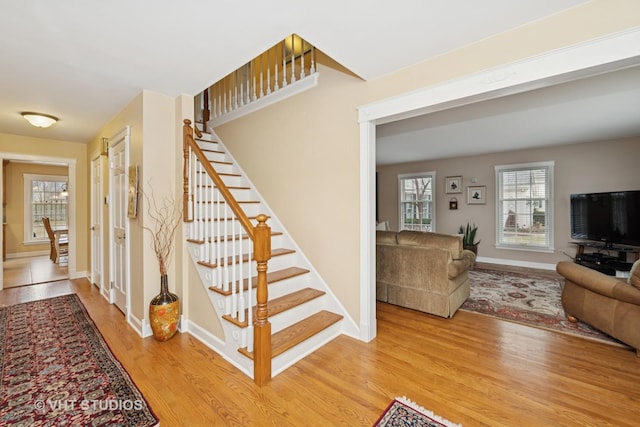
21,112,58,128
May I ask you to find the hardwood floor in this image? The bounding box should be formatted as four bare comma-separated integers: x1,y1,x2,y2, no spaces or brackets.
1,279,639,426
3,255,68,288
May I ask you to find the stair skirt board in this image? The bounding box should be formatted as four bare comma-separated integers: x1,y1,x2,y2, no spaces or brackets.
185,128,359,381
183,319,253,378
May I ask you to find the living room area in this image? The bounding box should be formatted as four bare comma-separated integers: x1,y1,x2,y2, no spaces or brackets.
374,61,640,356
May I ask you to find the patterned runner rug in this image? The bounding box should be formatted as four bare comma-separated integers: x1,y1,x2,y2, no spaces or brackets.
374,397,461,427
0,294,159,426
461,267,626,346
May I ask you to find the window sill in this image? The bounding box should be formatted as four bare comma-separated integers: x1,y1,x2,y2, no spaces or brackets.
23,240,49,246
495,244,555,254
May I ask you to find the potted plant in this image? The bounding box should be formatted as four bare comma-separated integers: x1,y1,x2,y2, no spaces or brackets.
458,222,480,255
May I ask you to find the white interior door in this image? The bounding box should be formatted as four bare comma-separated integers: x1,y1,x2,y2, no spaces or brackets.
91,155,103,292
109,127,130,313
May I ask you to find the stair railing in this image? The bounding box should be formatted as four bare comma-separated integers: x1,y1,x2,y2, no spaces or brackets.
182,119,272,385
196,34,316,124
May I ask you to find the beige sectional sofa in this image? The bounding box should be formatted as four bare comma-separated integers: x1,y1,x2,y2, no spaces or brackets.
376,230,476,318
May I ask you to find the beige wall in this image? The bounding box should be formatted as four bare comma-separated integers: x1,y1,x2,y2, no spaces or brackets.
377,138,640,267
0,133,88,275
213,2,640,323
89,91,216,337
4,162,68,256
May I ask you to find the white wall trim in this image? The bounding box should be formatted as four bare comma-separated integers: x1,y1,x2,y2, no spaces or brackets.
0,152,78,290
207,73,319,128
184,319,252,377
357,27,640,342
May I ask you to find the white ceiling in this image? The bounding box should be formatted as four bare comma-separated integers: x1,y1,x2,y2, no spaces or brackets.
376,65,640,165
0,0,591,145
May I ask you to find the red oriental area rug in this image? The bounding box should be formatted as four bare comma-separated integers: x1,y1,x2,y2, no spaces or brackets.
0,294,159,426
374,396,461,427
461,267,626,347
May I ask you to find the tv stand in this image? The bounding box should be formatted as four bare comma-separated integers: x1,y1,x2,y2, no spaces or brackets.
571,241,639,276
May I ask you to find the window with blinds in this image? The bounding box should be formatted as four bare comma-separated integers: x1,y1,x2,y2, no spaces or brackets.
399,173,434,232
495,162,554,251
23,174,68,243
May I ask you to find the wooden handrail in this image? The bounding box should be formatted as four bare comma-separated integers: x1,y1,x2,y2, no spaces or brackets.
182,119,272,385
183,119,255,239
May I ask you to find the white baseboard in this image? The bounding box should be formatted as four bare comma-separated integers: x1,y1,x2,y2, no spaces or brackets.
6,250,49,259
184,319,252,377
476,256,557,271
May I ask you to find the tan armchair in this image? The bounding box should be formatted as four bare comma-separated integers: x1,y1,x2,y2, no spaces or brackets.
376,230,476,318
556,260,640,356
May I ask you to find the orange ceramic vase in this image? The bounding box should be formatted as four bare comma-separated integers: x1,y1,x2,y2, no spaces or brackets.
149,274,180,341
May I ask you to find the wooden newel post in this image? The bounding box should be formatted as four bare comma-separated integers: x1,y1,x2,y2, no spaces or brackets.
182,119,193,222
253,213,272,386
203,87,210,123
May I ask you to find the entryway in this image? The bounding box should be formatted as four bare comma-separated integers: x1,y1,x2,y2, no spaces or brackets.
2,255,68,288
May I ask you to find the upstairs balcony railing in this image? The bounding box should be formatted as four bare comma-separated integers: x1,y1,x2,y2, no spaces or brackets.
196,34,318,126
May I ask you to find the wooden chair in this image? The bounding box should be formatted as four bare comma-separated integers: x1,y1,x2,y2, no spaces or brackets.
42,217,68,263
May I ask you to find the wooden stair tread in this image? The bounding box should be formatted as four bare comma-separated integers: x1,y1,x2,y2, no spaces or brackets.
209,266,309,296
222,288,325,328
199,247,294,269
238,311,343,359
187,231,282,245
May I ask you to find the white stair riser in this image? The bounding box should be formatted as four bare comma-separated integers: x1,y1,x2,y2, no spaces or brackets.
271,321,343,377
268,296,328,333
196,141,220,150
202,150,226,162
188,219,281,242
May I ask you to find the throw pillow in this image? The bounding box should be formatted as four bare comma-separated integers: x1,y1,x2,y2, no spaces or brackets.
629,259,640,289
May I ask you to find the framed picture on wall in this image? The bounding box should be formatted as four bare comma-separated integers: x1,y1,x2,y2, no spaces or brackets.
127,165,139,218
467,186,486,204
445,176,462,194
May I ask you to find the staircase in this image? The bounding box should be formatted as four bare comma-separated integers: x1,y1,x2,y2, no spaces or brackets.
182,120,357,384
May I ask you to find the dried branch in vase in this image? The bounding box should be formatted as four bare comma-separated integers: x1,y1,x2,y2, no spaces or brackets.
142,186,182,276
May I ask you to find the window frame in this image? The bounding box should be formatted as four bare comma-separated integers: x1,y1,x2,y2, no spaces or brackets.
23,174,68,245
494,161,554,252
398,172,435,232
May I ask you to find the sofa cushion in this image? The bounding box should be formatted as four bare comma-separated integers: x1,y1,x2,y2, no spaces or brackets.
397,230,462,258
629,259,640,289
376,230,398,245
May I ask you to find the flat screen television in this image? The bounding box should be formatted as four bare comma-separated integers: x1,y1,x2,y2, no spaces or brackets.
570,190,640,247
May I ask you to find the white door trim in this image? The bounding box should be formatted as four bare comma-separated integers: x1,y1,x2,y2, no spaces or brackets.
0,152,77,290
357,27,640,342
90,152,105,295
108,126,131,316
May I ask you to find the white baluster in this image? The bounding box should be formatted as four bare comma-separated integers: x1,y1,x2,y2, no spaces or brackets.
300,37,306,79
231,216,237,318
252,59,257,101
238,226,245,323
274,46,279,91
311,45,316,74
209,186,216,264
216,189,222,289
258,55,264,98
282,41,287,88
290,34,296,83
222,203,229,294
234,70,239,110
266,49,271,94
202,175,209,263
245,68,250,105
198,162,204,243
247,239,253,353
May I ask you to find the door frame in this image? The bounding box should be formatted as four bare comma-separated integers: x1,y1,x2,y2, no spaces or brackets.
357,28,640,342
108,126,131,315
0,153,77,290
90,152,105,295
